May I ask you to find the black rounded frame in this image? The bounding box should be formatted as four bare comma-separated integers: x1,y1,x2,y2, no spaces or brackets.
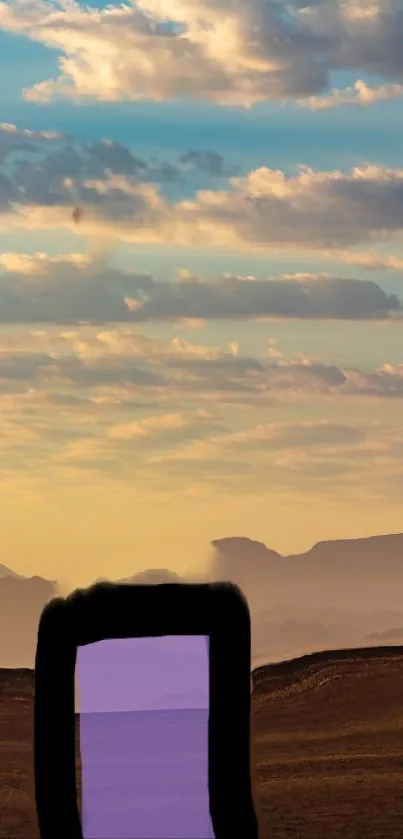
34,580,258,839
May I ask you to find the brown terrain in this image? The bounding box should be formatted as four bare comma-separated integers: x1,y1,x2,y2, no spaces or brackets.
2,646,403,838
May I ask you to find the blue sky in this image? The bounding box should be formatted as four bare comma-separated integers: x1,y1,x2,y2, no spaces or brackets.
1,0,403,587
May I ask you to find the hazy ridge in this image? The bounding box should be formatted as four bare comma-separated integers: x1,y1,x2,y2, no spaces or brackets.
3,531,403,668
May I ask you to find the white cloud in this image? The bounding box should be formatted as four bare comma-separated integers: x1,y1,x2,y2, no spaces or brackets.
0,0,326,106
74,331,227,360
1,0,403,107
326,250,403,271
297,79,403,110
0,121,64,141
108,409,210,440
0,251,91,273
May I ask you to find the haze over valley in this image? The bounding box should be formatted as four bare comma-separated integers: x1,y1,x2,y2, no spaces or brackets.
3,531,403,669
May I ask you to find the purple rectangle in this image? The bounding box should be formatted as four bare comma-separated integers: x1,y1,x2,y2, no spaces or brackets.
76,635,215,839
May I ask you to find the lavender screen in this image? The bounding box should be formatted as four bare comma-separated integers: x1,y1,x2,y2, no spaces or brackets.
75,635,215,839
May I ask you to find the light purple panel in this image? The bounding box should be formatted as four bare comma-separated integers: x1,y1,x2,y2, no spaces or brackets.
76,635,215,839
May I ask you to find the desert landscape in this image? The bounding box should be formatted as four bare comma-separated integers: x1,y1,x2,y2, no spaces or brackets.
1,0,402,832
2,645,403,838
3,536,403,837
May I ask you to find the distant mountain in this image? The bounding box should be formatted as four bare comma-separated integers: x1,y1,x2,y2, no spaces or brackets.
253,606,403,634
3,531,403,668
210,537,281,587
0,562,24,579
303,533,403,564
118,569,182,585
0,574,57,668
210,533,403,612
251,617,362,666
366,628,403,643
250,606,403,667
144,688,208,711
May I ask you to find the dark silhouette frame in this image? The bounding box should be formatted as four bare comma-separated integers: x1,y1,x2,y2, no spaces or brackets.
34,580,258,839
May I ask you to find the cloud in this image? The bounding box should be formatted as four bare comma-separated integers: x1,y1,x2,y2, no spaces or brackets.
48,406,222,475
153,420,366,462
0,121,66,164
0,251,91,273
68,329,225,360
2,327,403,501
5,160,403,254
2,0,403,107
297,79,403,110
3,127,403,259
147,418,403,502
1,328,403,410
179,150,234,177
122,272,400,322
0,128,194,230
108,410,210,440
7,144,180,214
84,140,151,178
327,250,403,271
0,121,64,141
0,329,271,409
173,318,206,330
172,164,403,251
343,363,403,399
0,128,239,222
0,255,398,322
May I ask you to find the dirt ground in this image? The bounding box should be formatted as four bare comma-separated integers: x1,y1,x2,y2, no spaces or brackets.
2,646,403,838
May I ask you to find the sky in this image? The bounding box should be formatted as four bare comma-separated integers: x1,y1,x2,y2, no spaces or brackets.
76,635,209,712
1,0,403,588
